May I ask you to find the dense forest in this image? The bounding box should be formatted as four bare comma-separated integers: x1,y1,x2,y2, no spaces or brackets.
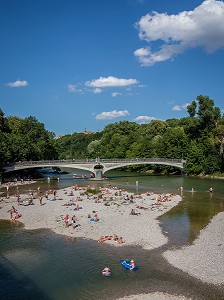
0,95,223,178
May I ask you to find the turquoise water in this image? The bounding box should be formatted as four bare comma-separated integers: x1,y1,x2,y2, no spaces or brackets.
0,170,224,299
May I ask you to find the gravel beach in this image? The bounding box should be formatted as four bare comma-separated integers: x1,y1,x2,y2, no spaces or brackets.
1,183,223,299
0,185,181,250
118,292,191,300
163,211,224,285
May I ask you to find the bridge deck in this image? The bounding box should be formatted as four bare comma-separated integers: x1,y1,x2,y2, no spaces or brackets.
3,158,186,175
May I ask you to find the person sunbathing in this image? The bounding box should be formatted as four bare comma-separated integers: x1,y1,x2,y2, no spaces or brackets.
76,196,83,201
130,209,140,215
117,237,125,244
98,235,113,243
11,212,22,221
94,213,99,222
112,234,119,241
98,236,106,243
136,205,148,210
8,206,18,218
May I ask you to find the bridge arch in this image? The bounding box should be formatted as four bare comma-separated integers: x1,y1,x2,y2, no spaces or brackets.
3,158,186,179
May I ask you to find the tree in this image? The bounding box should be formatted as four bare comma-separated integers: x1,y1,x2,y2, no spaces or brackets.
160,127,189,159
100,121,139,158
187,95,221,131
87,140,101,158
187,100,197,117
5,115,57,161
185,141,205,175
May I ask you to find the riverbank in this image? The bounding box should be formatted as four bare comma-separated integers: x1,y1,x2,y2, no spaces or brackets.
0,185,181,250
164,211,224,285
118,293,191,300
1,183,223,299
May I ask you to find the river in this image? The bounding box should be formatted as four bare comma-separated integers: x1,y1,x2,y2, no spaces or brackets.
0,169,223,300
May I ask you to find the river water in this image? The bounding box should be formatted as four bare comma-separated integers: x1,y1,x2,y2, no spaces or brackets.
0,169,224,300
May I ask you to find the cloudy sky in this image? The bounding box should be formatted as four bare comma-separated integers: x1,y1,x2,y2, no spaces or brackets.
1,0,224,135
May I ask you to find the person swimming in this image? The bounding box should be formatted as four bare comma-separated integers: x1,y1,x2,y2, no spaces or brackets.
209,187,213,193
130,260,135,270
102,266,111,276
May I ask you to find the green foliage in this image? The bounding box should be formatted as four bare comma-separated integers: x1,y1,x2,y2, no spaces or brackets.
55,132,102,159
100,121,139,158
84,188,101,195
185,141,205,175
160,127,189,159
1,94,224,176
0,114,57,162
187,100,197,117
87,140,101,157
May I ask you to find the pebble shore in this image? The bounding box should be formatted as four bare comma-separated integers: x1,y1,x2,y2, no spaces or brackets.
0,185,181,250
164,211,224,285
1,183,223,299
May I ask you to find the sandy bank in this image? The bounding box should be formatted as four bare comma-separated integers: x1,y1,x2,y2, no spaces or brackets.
163,212,224,285
1,183,223,298
118,292,191,300
0,185,181,250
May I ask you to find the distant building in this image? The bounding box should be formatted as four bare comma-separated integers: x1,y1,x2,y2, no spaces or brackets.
83,128,95,135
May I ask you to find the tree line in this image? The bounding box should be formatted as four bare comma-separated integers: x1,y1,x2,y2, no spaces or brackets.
0,95,223,177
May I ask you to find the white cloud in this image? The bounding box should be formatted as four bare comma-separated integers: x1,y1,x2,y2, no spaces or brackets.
67,84,77,92
67,83,83,93
93,88,102,94
172,103,190,111
134,115,156,124
96,110,130,120
134,0,224,66
86,76,138,88
112,92,122,97
7,80,28,87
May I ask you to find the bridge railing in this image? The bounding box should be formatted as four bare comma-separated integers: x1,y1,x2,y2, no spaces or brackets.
100,158,185,164
7,159,91,166
3,158,185,167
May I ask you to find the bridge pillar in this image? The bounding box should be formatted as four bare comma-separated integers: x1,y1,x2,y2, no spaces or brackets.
92,162,104,179
94,170,103,179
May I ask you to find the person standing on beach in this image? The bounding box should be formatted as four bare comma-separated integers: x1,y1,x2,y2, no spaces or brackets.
71,215,76,228
53,190,57,200
17,194,21,205
64,214,69,227
39,196,43,206
6,183,10,198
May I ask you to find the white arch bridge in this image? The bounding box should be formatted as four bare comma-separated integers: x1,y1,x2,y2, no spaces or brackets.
3,158,186,179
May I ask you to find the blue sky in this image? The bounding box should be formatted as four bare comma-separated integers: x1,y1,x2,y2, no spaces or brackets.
1,0,224,136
